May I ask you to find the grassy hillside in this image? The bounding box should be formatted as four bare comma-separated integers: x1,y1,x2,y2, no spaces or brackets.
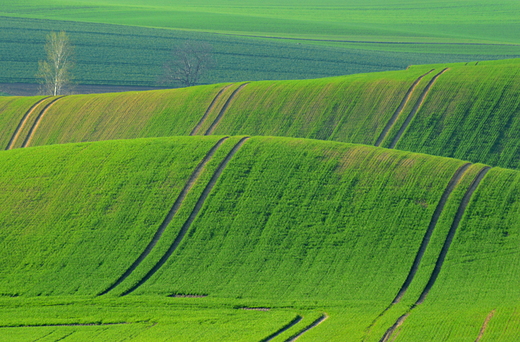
1,136,520,340
4,59,520,170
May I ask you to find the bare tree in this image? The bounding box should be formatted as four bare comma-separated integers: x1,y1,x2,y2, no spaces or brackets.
161,41,214,87
36,31,74,96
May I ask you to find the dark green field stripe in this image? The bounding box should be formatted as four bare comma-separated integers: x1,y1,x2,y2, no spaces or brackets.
204,83,249,135
388,68,449,149
374,70,433,147
98,137,229,296
5,97,50,150
121,137,250,295
283,314,328,342
190,85,232,136
379,166,491,342
0,322,130,328
21,96,65,148
259,315,303,342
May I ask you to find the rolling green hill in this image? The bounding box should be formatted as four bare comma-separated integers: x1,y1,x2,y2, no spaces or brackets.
3,59,519,170
1,135,520,341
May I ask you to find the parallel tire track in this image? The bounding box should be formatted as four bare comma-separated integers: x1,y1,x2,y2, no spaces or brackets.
375,70,433,147
259,316,303,342
21,96,65,148
204,83,248,135
121,137,250,295
379,166,491,342
98,137,229,296
388,68,449,149
190,85,232,136
284,314,328,342
5,97,50,150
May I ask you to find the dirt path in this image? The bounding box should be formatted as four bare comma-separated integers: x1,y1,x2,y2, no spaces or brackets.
98,137,229,296
204,83,248,135
379,166,491,342
21,96,65,148
475,310,495,342
375,70,433,147
388,68,449,149
284,314,328,342
5,97,50,150
259,316,303,342
121,137,250,296
190,85,232,136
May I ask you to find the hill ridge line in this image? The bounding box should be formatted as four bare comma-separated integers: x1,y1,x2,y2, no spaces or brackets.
98,137,229,296
388,68,449,149
284,314,328,342
379,166,491,342
190,85,233,136
205,83,249,135
259,315,303,342
375,70,434,147
21,96,65,148
5,97,50,150
121,137,250,295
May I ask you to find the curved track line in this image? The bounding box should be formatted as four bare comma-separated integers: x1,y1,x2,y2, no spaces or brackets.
98,137,229,296
5,97,50,150
388,68,449,149
204,83,248,135
21,96,65,148
190,85,232,136
284,314,328,342
121,137,250,295
379,166,491,342
374,70,433,147
259,316,303,342
475,310,495,342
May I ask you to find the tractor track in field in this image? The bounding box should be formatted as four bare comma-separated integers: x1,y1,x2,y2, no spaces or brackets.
284,314,328,342
475,310,495,342
190,85,232,136
363,163,471,340
388,68,449,149
21,96,66,148
259,315,303,342
98,137,229,296
0,322,131,328
379,166,491,342
5,97,50,150
375,70,433,147
204,83,248,135
121,137,250,296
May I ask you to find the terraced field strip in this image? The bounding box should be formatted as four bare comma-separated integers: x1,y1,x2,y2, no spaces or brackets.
5,97,49,150
121,137,250,295
205,83,249,135
259,315,303,342
388,68,449,149
374,70,434,147
379,166,491,342
475,310,495,342
190,85,232,136
21,96,65,148
284,314,328,342
98,137,229,296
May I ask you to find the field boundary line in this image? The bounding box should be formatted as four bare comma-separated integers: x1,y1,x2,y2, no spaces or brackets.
283,314,328,342
21,96,65,148
204,83,248,135
98,137,229,296
379,166,491,342
121,137,250,295
388,68,449,149
190,85,232,136
475,310,495,342
5,97,50,150
0,322,132,328
375,70,433,147
259,315,303,342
